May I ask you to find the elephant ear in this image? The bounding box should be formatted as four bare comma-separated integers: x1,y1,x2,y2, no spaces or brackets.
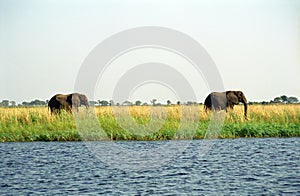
227,91,239,104
238,91,247,103
235,91,243,96
78,94,85,102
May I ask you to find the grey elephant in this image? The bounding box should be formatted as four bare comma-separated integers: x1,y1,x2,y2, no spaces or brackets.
204,90,248,118
48,93,89,114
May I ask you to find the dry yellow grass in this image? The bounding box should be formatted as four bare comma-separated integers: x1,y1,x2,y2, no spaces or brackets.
0,104,299,125
94,104,300,123
226,104,300,123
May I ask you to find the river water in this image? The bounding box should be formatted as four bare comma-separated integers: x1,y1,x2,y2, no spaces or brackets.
0,138,299,195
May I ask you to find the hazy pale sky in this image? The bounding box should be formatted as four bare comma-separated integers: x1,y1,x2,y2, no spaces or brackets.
1,0,299,104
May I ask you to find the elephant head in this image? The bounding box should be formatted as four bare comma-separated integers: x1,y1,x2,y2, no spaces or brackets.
48,93,89,114
226,91,247,118
68,93,89,112
204,90,248,119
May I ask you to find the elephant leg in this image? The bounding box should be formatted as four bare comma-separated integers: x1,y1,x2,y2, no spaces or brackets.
70,104,78,112
50,107,54,114
52,108,59,115
51,108,56,114
227,102,234,109
66,105,72,113
51,105,61,115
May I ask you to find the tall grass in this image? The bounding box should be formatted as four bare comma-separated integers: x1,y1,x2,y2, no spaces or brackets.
0,107,78,142
0,104,299,142
221,104,300,138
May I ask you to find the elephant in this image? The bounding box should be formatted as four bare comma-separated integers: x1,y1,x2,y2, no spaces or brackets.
204,90,248,119
48,93,89,114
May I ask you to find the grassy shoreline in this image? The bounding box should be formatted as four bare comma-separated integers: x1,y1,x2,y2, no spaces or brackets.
0,105,299,142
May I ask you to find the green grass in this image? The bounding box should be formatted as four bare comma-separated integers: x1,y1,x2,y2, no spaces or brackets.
0,104,299,142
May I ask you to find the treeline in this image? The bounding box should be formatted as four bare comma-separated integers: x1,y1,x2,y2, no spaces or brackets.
0,95,298,108
0,99,48,107
249,95,299,105
89,99,197,106
0,99,196,107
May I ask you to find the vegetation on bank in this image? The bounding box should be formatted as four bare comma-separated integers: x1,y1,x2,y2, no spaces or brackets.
0,94,298,107
0,104,299,142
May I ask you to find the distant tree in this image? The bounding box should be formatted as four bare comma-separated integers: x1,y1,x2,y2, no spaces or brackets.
0,100,9,107
287,96,299,104
150,99,157,106
280,95,288,103
177,101,181,105
30,99,46,106
22,101,30,107
167,100,171,105
89,101,98,106
122,100,132,106
186,101,197,105
273,95,299,104
273,97,282,103
10,101,16,107
109,100,115,106
135,100,142,106
142,102,148,106
98,100,109,106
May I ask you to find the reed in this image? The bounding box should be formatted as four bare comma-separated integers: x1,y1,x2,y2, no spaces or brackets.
0,104,299,142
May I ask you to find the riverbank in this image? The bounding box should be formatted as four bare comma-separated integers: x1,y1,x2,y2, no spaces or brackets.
0,105,299,142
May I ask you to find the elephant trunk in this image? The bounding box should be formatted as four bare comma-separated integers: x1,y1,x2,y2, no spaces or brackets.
242,97,248,119
243,102,248,119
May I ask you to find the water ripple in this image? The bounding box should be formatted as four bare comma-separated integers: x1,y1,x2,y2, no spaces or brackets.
0,138,299,195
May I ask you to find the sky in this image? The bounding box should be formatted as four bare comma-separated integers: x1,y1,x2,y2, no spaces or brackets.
0,0,299,104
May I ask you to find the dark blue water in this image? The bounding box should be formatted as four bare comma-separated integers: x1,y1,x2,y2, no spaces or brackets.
0,138,299,195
